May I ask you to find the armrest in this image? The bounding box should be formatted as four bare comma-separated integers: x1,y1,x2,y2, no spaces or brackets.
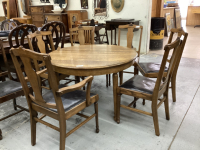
56,76,94,106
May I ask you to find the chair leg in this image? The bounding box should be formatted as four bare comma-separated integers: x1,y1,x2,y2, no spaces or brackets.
59,120,66,150
109,74,111,86
171,76,176,102
119,71,123,85
31,111,38,146
0,129,2,140
94,102,99,133
152,108,160,136
116,94,121,124
134,66,138,75
13,98,17,110
81,76,86,90
106,74,108,87
142,99,145,105
164,94,170,120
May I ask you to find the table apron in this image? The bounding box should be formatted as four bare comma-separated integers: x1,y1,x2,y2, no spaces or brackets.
53,60,134,76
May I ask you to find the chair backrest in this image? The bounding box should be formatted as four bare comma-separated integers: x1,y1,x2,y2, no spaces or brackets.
118,24,143,58
1,19,20,31
10,47,60,110
167,28,188,78
70,26,95,46
0,39,12,79
153,37,181,101
8,24,38,49
40,21,66,50
28,31,55,54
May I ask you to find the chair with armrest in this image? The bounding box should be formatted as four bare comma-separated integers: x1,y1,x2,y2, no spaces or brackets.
115,37,181,136
10,47,99,150
135,28,188,105
0,39,30,140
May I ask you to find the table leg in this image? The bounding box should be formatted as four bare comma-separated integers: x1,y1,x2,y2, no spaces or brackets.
113,73,118,122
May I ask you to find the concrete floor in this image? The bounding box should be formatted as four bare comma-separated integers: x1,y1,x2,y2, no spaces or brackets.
1,24,200,150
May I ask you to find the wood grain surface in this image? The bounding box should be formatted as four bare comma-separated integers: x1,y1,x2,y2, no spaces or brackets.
50,45,137,76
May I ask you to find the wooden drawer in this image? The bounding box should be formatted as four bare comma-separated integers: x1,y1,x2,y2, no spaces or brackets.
32,15,44,22
45,15,61,21
191,7,200,14
32,21,43,27
31,7,43,13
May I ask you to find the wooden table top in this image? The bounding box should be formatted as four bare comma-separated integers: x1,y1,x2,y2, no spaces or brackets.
50,45,137,76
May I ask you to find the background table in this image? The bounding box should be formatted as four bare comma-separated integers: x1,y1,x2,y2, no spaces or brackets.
50,45,137,121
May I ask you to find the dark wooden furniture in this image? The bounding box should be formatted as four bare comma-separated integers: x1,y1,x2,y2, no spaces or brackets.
105,19,140,45
136,28,188,104
30,5,53,27
40,21,66,51
10,47,99,150
115,37,181,136
44,13,69,33
49,45,138,119
66,10,88,28
0,39,29,140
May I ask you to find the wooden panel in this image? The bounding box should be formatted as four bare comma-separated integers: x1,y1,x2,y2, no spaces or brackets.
31,7,44,13
32,15,44,22
44,5,53,13
162,7,175,19
32,21,43,27
9,0,19,18
186,6,200,26
151,0,164,17
45,15,61,21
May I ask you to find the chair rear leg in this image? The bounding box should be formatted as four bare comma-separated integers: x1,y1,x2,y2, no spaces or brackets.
13,98,17,110
0,129,2,140
142,99,145,105
119,71,123,85
109,74,111,86
106,74,108,87
171,76,176,102
94,102,99,133
31,111,38,146
164,94,170,120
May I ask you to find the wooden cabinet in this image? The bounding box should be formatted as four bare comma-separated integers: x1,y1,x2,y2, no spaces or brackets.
44,13,69,33
30,5,53,27
65,10,88,28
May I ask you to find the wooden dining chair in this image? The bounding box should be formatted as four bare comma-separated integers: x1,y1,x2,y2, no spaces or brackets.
70,26,95,46
0,19,21,31
0,39,29,140
135,28,188,105
40,21,66,51
115,37,181,136
114,24,143,87
10,47,99,150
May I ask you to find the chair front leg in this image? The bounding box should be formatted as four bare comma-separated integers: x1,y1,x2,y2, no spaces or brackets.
59,119,66,150
171,75,177,102
152,106,160,136
116,94,121,124
31,110,38,146
0,129,2,140
94,102,99,133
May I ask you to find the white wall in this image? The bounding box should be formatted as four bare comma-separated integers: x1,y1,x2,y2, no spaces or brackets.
0,0,5,16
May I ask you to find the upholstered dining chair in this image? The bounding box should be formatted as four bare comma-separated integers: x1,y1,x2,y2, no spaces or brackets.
118,24,143,85
10,47,99,150
0,39,29,140
135,28,188,105
40,21,66,51
115,37,181,136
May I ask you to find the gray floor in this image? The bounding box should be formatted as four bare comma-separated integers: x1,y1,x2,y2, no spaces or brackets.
0,53,200,150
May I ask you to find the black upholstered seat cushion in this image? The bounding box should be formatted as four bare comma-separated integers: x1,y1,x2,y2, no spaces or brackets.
138,63,168,73
43,85,96,113
120,75,156,94
0,80,23,97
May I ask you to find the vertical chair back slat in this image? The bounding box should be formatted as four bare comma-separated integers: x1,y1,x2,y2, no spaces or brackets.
10,47,58,109
70,26,95,46
118,24,143,58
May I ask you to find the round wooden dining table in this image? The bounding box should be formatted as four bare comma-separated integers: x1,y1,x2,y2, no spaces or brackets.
50,45,137,122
